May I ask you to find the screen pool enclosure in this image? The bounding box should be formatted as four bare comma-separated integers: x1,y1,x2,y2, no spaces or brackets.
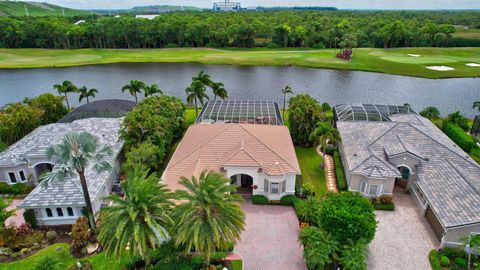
58,99,135,123
334,104,418,122
196,100,283,125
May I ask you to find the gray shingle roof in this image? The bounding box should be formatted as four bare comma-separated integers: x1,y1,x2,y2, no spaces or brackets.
1,118,124,208
337,112,480,228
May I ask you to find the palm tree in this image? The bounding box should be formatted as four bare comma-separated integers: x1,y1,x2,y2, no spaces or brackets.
186,79,209,117
54,80,78,110
144,83,163,97
281,85,294,121
78,87,98,104
473,101,480,112
193,70,213,88
211,82,228,101
338,240,368,270
98,166,173,262
122,80,146,103
299,226,339,270
173,171,245,265
42,132,112,230
309,122,341,167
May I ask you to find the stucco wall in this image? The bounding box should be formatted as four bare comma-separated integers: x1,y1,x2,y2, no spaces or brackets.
444,224,480,247
0,163,31,184
348,174,395,196
35,206,82,226
388,153,420,188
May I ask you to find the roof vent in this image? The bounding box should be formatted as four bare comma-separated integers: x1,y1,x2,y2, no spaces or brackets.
353,153,357,157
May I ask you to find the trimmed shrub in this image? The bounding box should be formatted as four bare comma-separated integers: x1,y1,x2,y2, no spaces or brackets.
302,183,315,197
454,257,467,268
442,122,476,153
440,255,450,267
373,203,395,211
10,183,31,195
293,197,306,219
23,209,37,228
429,250,442,270
280,195,297,206
379,195,393,204
252,195,269,205
0,182,11,194
46,231,58,244
443,246,468,259
333,151,347,191
71,217,93,249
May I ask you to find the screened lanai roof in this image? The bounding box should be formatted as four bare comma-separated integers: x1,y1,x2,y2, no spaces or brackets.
196,100,283,125
58,99,135,123
334,104,418,122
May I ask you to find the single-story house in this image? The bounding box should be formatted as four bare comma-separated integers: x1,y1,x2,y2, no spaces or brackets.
0,118,124,226
162,100,300,201
334,104,480,247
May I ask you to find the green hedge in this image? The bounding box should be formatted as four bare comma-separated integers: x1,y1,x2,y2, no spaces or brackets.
373,203,395,211
0,182,32,195
333,151,347,191
442,122,476,153
280,195,297,206
293,197,306,220
252,195,269,205
429,250,442,270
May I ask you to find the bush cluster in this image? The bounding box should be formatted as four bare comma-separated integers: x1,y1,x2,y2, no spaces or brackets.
333,151,347,191
71,217,94,251
442,122,476,153
251,195,269,205
280,195,297,206
0,224,44,255
288,94,326,146
0,183,33,195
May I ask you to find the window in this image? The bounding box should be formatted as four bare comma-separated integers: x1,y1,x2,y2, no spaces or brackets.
19,171,26,182
271,183,280,194
67,207,74,217
264,179,268,192
368,185,379,196
46,208,53,217
398,166,411,180
56,208,64,217
281,181,286,193
360,181,367,194
8,172,17,183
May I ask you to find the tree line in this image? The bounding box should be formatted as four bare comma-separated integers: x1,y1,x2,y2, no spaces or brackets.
1,10,479,49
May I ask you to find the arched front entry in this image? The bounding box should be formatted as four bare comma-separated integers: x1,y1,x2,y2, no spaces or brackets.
396,166,411,188
230,174,253,194
34,162,54,183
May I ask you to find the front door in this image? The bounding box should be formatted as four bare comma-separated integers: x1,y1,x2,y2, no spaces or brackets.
241,174,253,188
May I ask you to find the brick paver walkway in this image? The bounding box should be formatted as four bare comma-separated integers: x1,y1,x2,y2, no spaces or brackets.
5,199,25,227
367,187,439,270
316,145,337,192
235,198,307,270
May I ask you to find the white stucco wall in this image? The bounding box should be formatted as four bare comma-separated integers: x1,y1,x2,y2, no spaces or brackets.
348,174,395,197
444,224,480,247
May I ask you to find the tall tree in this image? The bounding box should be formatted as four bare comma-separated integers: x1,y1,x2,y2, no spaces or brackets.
78,87,98,104
144,83,163,97
193,70,213,88
53,80,78,110
420,106,441,120
98,166,173,263
211,82,228,101
122,80,146,103
309,122,341,167
281,85,293,121
186,79,209,117
173,171,245,265
473,101,480,112
42,132,112,230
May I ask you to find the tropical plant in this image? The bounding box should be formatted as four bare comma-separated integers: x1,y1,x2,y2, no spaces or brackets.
32,255,63,270
281,85,293,120
186,79,209,117
211,82,228,101
309,122,341,166
144,83,163,97
41,132,113,230
299,226,339,270
462,234,480,269
0,198,15,228
338,240,368,270
78,87,98,104
23,93,69,124
173,171,245,265
53,80,78,110
71,216,94,250
122,80,146,103
297,196,322,225
420,106,441,120
473,101,480,112
288,94,326,146
447,111,471,131
98,166,173,262
193,70,213,88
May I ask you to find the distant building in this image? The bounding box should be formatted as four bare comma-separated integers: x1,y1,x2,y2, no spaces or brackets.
74,20,85,25
135,14,159,20
213,0,241,12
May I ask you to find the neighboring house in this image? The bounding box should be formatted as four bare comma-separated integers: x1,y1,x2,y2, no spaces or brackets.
0,118,124,226
162,100,300,201
74,20,85,25
334,104,480,247
213,0,241,11
135,14,159,19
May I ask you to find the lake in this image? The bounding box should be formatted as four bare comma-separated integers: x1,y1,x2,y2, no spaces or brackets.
0,63,479,117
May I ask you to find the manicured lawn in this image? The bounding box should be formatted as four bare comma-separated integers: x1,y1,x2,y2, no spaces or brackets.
295,146,327,198
0,243,125,270
1,48,480,78
185,108,198,126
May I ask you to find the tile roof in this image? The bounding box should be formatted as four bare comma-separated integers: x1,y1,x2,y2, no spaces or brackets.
8,118,124,208
162,124,300,191
337,113,480,228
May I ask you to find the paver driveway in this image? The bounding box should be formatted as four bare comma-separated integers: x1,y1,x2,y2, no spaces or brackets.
235,197,307,270
367,188,439,270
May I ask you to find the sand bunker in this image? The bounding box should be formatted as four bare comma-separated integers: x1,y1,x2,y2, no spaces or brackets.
466,63,480,67
426,66,455,71
407,54,421,57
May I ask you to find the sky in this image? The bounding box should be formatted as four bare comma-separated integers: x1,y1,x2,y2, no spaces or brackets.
21,0,480,10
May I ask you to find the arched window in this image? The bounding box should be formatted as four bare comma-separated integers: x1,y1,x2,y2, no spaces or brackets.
398,166,411,180
67,207,74,216
46,208,53,217
56,208,64,217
